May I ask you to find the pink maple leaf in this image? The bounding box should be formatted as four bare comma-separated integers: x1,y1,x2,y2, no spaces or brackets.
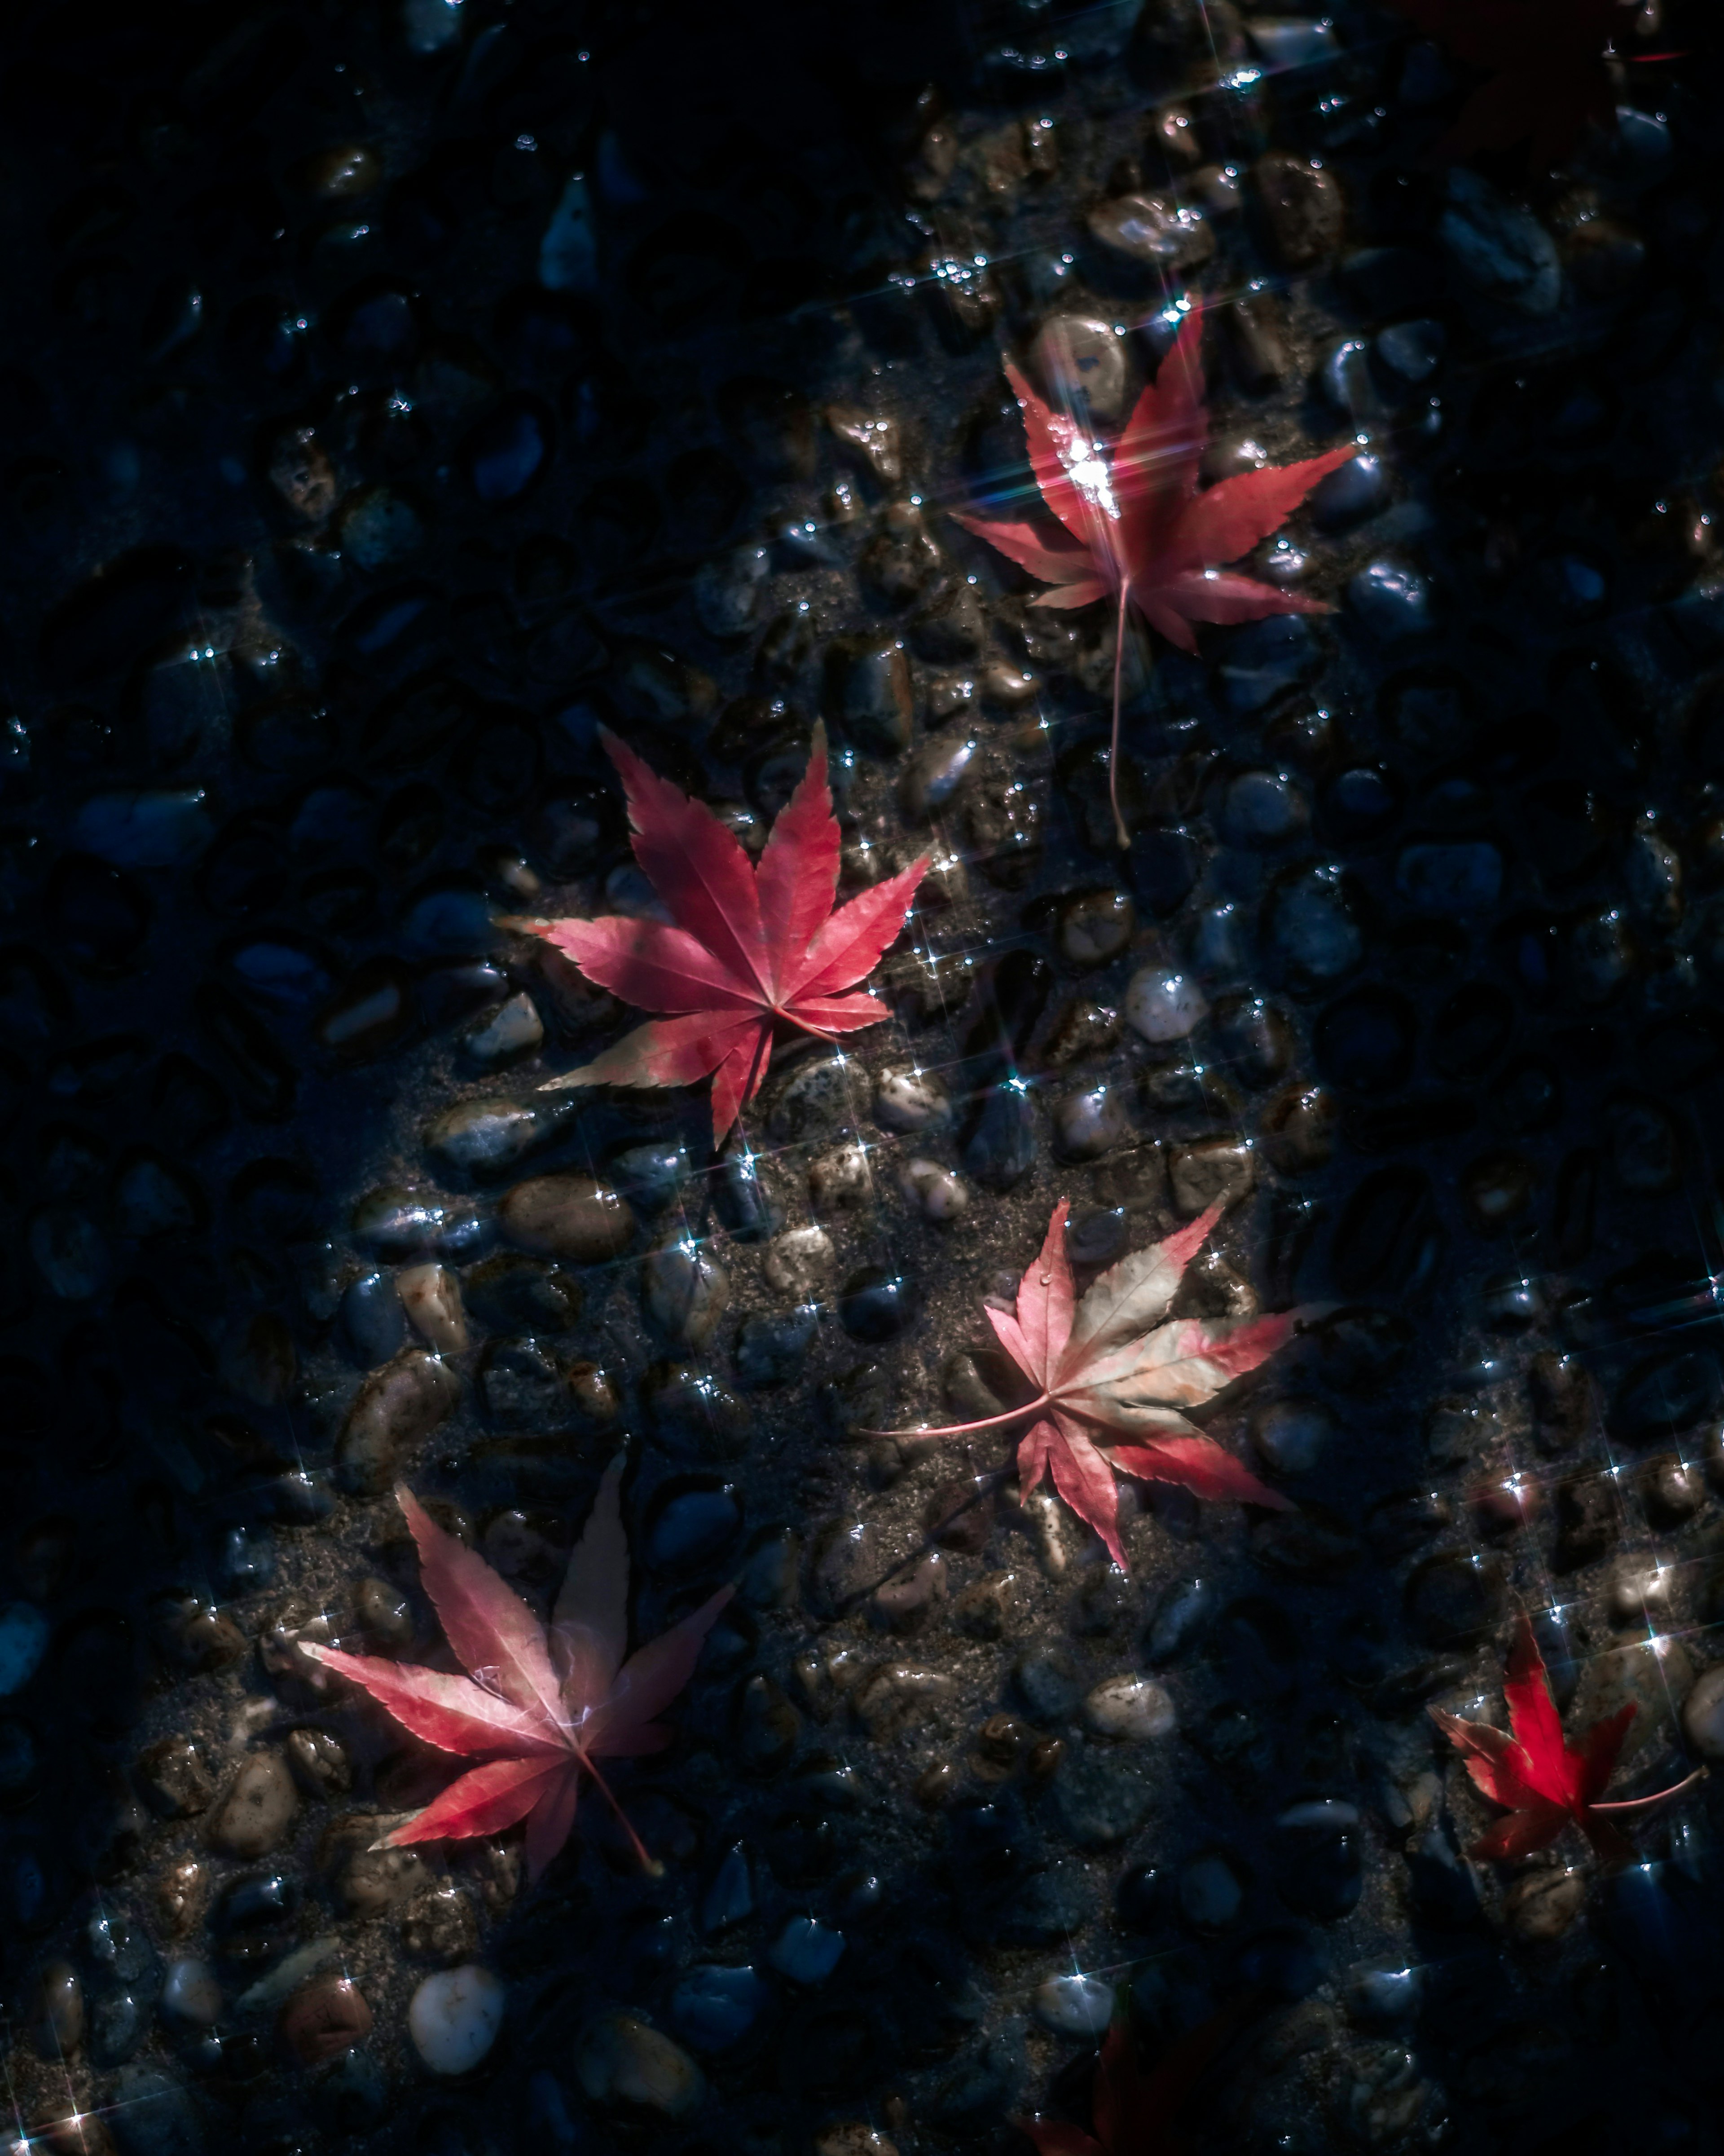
868,1198,1297,1569
302,1460,731,1878
953,299,1354,846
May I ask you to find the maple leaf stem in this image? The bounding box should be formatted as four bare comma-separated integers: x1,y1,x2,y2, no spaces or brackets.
858,1395,1053,1441
1110,581,1133,850
1592,1765,1708,1817
575,1743,664,1878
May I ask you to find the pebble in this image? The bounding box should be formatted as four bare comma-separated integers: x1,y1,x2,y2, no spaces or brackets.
280,1975,373,2066
1680,1664,1724,1758
1049,1743,1155,1848
899,1158,970,1222
29,1209,109,1300
0,1603,49,1696
337,1350,461,1495
1087,191,1214,273
770,1916,846,1984
735,1309,818,1389
824,635,913,757
499,1173,634,1261
207,1751,299,1859
342,1269,407,1366
839,1266,921,1341
1067,1204,1128,1265
1125,966,1208,1043
1034,1974,1114,2037
1083,1675,1177,1740
1059,888,1135,967
1438,169,1561,316
30,1962,83,2059
1347,561,1433,640
769,1051,857,1142
577,2011,706,2116
642,1241,730,1348
1033,312,1128,427
72,789,214,868
1053,1081,1133,1161
137,1735,214,1818
898,731,976,820
1396,842,1501,915
1225,771,1309,853
161,1958,223,2028
1310,454,1384,531
642,1480,738,1580
1014,1644,1081,1721
809,1143,872,1212
1179,1851,1245,1930
408,1964,505,2075
1169,1137,1254,1215
762,1225,836,1299
461,992,543,1068
396,1261,469,1353
692,544,770,637
963,1083,1038,1190
874,1068,951,1133
671,1964,770,2052
427,1098,572,1180
1255,152,1343,267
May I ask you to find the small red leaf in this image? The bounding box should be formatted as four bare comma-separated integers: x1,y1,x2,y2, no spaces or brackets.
1431,1613,1699,1863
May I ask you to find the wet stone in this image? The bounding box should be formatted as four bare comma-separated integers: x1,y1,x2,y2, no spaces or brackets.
460,992,543,1069
671,1963,771,2053
1049,1743,1155,1848
427,1098,572,1181
1059,888,1135,967
286,1729,352,1800
409,1964,505,2076
1087,191,1215,274
824,636,913,757
342,1270,407,1367
462,1253,582,1335
1083,1675,1176,1741
1169,1138,1253,1215
337,1351,460,1495
207,1750,299,1859
1054,1080,1133,1161
874,1068,951,1133
1438,169,1561,316
769,1052,857,1143
401,1882,480,1964
1126,966,1208,1043
810,1143,872,1212
1035,1974,1114,2037
1256,153,1344,267
30,1962,83,2059
577,2011,705,2117
963,1083,1038,1190
479,1337,568,1426
643,1243,730,1349
899,730,976,820
498,1174,634,1262
137,1735,215,1818
735,1309,817,1389
763,1225,836,1299
1179,1851,1245,1930
281,1975,373,2066
1680,1664,1724,1759
1251,1398,1334,1475
839,1266,920,1342
161,1958,223,2028
1014,1644,1081,1721
396,1262,468,1354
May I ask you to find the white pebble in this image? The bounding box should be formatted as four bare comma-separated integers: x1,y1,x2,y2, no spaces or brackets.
1125,966,1208,1044
1682,1664,1724,1759
899,1158,970,1222
396,1263,469,1354
1084,1674,1177,1741
1034,1973,1114,2036
409,1964,505,2075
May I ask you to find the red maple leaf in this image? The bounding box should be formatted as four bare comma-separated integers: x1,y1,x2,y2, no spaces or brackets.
868,1198,1296,1569
1431,1612,1702,1863
1020,2005,1243,2156
1389,0,1654,168
953,300,1353,845
302,1462,731,1878
523,725,928,1147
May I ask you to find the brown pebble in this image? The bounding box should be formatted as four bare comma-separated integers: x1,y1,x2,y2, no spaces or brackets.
154,1857,208,1937
1505,1865,1585,1944
913,1760,959,1809
498,1173,635,1262
1027,1736,1065,1781
136,1733,215,1817
30,1960,84,2059
207,1750,299,1859
279,1974,374,2065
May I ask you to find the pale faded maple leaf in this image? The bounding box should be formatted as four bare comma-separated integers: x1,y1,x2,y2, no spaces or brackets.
519,724,927,1148
1431,1611,1702,1863
867,1198,1297,1569
953,299,1353,846
302,1460,730,1878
